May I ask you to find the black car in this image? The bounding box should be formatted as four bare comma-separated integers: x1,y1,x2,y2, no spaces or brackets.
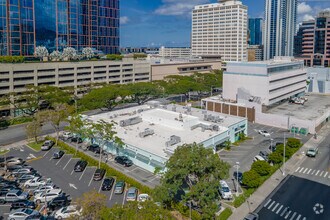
233,171,243,184
93,168,106,181
53,150,65,159
0,180,19,188
74,160,87,172
71,136,83,143
259,150,269,160
0,185,21,193
101,177,115,191
47,194,70,211
10,199,36,210
114,156,133,167
87,144,101,154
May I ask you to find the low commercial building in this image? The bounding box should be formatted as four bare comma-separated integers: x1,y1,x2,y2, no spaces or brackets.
247,45,263,61
307,67,330,94
88,103,247,172
0,58,151,96
158,46,191,58
151,60,222,81
223,57,307,106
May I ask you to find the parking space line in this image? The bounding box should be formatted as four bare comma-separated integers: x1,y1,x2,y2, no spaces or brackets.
315,170,320,176
88,169,95,186
71,169,75,175
290,212,297,220
43,149,52,157
272,203,279,212
63,157,72,170
122,189,127,206
264,199,272,207
296,214,301,220
307,169,312,174
109,178,116,201
319,171,324,176
302,168,308,174
284,210,291,219
79,166,88,181
276,205,283,214
295,167,300,172
311,170,316,175
324,172,328,178
56,154,66,165
98,178,104,193
268,201,275,209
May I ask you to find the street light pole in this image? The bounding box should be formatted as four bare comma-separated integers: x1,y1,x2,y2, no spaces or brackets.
283,133,286,176
235,162,240,197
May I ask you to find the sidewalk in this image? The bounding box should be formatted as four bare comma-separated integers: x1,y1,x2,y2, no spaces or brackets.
228,123,330,220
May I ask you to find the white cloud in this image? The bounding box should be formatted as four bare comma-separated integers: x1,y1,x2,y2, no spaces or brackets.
298,2,312,14
120,16,129,24
154,0,210,16
302,14,314,21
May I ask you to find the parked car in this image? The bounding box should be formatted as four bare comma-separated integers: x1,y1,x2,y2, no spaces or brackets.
126,187,138,201
62,131,73,140
10,199,36,210
306,147,318,157
87,144,101,154
8,208,40,220
11,167,35,176
137,194,149,202
34,189,62,204
244,212,259,220
54,205,82,219
23,177,51,188
71,136,83,143
0,189,29,204
258,130,270,137
47,194,70,211
0,180,19,188
0,185,21,193
33,184,57,196
253,155,266,162
114,181,125,194
115,156,133,167
101,178,115,191
93,168,106,181
259,150,269,160
6,157,25,166
53,150,65,159
233,171,243,184
7,164,31,172
73,160,87,172
17,173,41,184
41,140,55,151
219,180,233,200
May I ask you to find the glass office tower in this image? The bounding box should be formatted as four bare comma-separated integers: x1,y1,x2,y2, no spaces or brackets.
248,18,263,46
0,0,119,56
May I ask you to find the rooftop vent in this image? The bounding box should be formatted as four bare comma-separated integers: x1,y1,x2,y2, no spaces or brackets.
139,128,155,138
119,116,142,127
204,114,224,123
165,135,181,147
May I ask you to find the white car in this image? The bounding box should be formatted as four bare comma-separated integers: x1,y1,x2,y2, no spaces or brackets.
8,208,40,220
24,177,51,188
219,180,232,200
33,184,57,196
258,130,270,137
137,194,149,202
55,205,82,219
62,131,73,140
34,189,62,204
253,155,266,162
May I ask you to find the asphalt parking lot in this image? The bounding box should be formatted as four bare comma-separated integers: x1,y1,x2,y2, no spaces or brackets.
219,122,311,193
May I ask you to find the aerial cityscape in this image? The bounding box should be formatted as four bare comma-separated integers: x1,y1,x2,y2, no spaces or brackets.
0,0,329,219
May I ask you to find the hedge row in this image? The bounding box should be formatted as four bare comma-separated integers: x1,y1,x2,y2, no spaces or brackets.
0,56,24,63
46,136,153,195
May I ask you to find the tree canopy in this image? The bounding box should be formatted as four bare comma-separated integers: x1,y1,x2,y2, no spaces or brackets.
154,143,230,219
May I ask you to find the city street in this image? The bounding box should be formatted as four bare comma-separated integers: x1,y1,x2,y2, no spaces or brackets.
255,129,330,220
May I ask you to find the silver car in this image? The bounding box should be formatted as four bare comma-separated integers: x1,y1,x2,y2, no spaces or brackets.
8,208,40,220
126,187,138,201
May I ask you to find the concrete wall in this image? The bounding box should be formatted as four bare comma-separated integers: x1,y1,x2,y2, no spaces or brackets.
151,60,222,81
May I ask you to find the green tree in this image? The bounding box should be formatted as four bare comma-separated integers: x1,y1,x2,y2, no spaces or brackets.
251,161,271,176
286,138,302,148
154,143,230,219
124,82,161,105
25,112,44,143
242,170,262,188
75,190,107,220
106,54,123,60
87,119,122,168
65,114,87,154
164,75,199,101
100,201,175,220
268,152,282,164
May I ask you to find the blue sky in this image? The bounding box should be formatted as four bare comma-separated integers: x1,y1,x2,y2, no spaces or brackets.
120,0,330,47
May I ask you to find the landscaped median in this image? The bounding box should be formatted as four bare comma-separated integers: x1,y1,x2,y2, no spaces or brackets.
222,138,303,220
45,136,153,195
27,141,43,151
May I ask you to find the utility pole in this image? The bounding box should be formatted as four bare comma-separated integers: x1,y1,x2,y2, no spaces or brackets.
235,162,240,196
283,133,286,176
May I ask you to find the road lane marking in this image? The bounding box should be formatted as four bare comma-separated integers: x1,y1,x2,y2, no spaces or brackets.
290,212,297,220
63,158,72,170
298,167,304,173
315,170,320,176
280,207,287,217
284,211,291,219
302,168,308,174
324,172,328,178
268,201,275,209
311,170,316,175
296,214,301,220
109,178,116,201
319,171,324,176
264,199,272,207
307,169,312,174
295,167,300,172
79,167,88,180
272,203,279,212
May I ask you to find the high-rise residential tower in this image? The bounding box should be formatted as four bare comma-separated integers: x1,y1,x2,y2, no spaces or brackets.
0,0,119,56
263,0,297,60
248,18,263,46
191,0,248,62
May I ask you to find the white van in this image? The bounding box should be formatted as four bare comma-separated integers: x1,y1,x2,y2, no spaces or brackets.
253,155,266,162
219,180,233,200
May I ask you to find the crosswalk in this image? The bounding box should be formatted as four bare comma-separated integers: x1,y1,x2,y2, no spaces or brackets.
263,199,306,220
295,167,330,179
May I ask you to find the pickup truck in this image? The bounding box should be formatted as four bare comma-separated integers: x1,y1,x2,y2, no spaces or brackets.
0,189,29,204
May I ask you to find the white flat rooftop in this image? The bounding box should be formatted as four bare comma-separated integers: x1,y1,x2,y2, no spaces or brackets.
87,104,244,159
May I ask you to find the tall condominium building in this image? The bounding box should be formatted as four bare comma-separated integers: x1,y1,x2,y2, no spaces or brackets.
191,0,248,62
295,11,330,67
263,0,297,60
0,0,119,56
248,18,263,46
